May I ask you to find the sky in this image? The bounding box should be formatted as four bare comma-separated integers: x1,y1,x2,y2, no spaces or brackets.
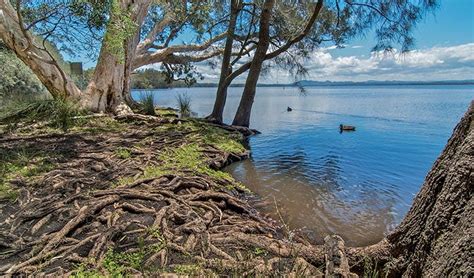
192,0,474,84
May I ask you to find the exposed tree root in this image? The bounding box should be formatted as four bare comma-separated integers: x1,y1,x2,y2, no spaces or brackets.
0,116,389,276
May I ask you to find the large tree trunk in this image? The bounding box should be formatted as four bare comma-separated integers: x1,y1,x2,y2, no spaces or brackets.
0,0,82,100
232,0,274,127
84,0,151,114
207,0,240,123
385,101,473,277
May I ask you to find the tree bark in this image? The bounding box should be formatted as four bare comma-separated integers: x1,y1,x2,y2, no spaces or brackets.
386,101,474,277
207,0,240,123
0,0,82,100
84,0,151,114
232,0,274,127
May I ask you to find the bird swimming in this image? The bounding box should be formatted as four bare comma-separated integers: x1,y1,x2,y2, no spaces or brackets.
339,124,356,131
287,107,293,112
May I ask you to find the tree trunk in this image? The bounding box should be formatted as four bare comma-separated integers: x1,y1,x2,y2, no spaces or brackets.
232,0,274,127
84,0,151,114
386,101,473,277
0,0,82,100
207,0,240,123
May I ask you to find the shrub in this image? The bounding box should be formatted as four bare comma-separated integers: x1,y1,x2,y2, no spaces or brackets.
0,97,85,132
176,93,191,118
139,91,156,116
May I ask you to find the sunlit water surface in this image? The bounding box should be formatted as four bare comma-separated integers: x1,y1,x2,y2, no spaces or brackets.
133,85,473,246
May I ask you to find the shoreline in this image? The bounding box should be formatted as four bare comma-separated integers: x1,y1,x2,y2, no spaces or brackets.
0,112,337,276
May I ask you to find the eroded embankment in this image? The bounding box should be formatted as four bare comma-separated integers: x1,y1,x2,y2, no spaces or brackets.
0,113,344,277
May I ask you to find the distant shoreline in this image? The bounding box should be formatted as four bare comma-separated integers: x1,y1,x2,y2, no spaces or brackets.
132,80,474,89
195,80,474,88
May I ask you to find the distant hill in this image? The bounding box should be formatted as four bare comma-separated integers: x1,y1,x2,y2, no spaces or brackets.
193,79,474,88
293,80,474,86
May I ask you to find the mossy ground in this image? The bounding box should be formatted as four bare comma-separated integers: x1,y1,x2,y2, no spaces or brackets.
0,113,248,203
1,112,297,277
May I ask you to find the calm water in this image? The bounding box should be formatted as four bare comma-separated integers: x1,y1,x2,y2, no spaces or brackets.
132,85,473,246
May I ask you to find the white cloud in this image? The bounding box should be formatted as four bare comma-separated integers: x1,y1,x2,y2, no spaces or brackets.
148,43,474,84
261,42,474,83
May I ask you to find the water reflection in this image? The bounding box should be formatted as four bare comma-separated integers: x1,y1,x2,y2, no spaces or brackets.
133,85,473,247
226,157,396,246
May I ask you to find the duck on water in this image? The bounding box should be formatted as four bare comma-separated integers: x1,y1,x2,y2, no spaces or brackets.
340,124,356,131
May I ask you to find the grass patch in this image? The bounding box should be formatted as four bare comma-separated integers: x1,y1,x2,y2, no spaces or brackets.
102,234,166,276
115,147,131,159
71,264,104,278
199,125,245,154
160,143,233,181
0,98,85,133
156,108,178,118
363,257,380,278
72,117,127,134
114,176,135,188
173,264,202,276
0,148,55,201
139,92,156,116
176,93,191,118
167,119,246,154
254,247,268,256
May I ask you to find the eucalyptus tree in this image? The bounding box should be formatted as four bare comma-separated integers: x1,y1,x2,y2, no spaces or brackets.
0,0,228,113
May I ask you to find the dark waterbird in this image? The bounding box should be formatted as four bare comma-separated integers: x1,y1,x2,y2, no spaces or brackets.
287,107,293,112
339,124,356,131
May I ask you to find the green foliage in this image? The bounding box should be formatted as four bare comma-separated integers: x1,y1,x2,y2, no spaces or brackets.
173,264,202,276
72,117,127,134
104,0,138,63
159,143,235,183
71,264,104,278
0,98,85,132
0,42,47,103
0,148,54,202
156,108,178,118
176,93,192,118
115,147,131,159
102,235,165,276
139,92,156,116
363,257,380,278
254,247,268,256
131,69,190,89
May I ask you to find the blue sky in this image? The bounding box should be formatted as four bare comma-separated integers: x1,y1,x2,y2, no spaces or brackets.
76,0,473,82
194,0,474,83
333,0,474,57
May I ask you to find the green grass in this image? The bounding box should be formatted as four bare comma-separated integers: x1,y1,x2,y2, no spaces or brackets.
139,92,156,116
156,108,178,118
363,257,380,278
199,125,245,154
101,234,166,277
160,143,233,181
253,247,268,256
176,93,191,118
115,147,131,159
71,264,104,278
168,119,246,154
0,148,54,201
0,97,85,133
72,117,126,134
173,264,202,276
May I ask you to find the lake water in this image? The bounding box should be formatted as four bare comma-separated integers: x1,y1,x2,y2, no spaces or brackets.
132,85,473,246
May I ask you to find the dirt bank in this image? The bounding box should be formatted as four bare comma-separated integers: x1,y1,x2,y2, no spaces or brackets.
1,113,339,277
